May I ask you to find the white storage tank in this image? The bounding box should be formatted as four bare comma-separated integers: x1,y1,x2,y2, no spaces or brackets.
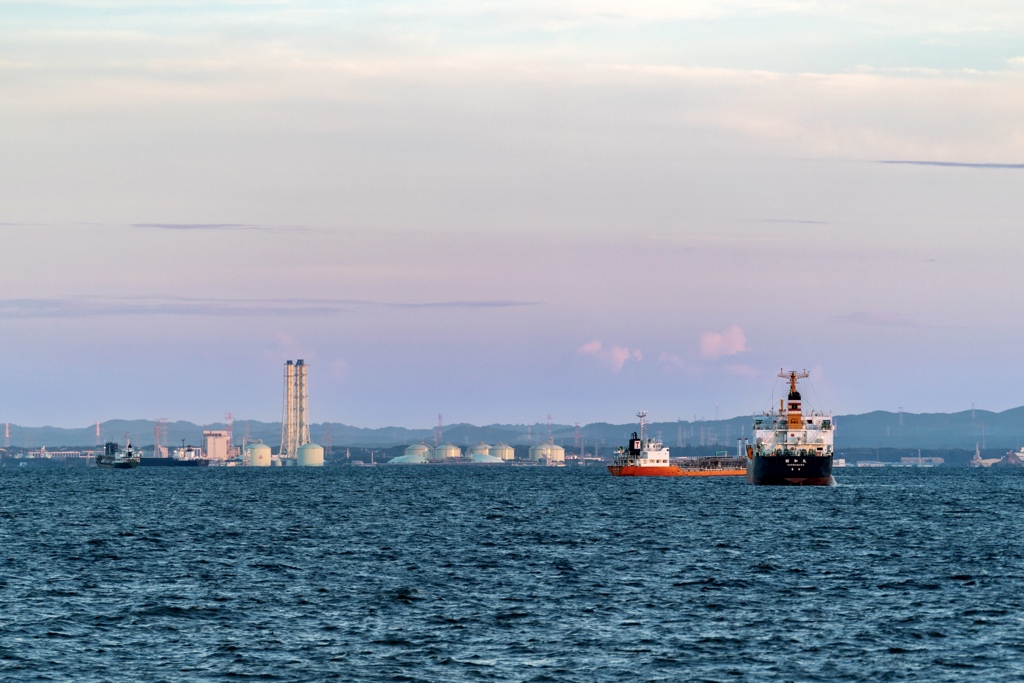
404,443,433,459
296,443,325,467
529,442,565,463
467,442,491,456
433,443,462,460
490,443,515,461
246,443,272,467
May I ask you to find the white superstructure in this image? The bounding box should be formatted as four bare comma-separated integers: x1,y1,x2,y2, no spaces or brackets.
750,370,834,462
610,411,672,469
173,444,204,461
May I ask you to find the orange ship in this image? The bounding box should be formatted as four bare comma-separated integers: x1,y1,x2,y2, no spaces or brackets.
608,411,746,477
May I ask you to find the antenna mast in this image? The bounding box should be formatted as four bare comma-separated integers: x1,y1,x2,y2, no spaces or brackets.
778,369,810,394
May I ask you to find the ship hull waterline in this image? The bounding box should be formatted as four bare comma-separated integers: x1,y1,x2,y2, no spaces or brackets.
608,466,747,477
749,454,832,486
139,457,209,468
96,461,140,470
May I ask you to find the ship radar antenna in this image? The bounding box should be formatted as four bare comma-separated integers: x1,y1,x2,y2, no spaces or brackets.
778,369,810,395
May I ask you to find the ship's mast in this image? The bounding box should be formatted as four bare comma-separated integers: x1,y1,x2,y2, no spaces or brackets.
778,369,810,429
637,411,648,442
778,369,810,394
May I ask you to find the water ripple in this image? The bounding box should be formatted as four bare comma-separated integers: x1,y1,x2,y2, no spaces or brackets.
1,467,1023,681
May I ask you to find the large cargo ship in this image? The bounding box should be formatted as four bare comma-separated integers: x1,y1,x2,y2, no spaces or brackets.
96,436,141,469
748,370,833,486
608,412,746,477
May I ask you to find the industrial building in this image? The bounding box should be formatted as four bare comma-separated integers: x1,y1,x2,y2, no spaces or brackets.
203,430,231,461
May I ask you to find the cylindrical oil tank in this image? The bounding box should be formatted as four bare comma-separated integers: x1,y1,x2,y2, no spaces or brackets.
529,442,566,462
490,443,515,461
467,442,491,456
433,443,462,459
271,456,283,467
246,443,272,467
404,443,433,459
296,443,325,467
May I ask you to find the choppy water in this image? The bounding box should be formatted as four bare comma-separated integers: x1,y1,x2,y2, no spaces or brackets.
2,467,1023,681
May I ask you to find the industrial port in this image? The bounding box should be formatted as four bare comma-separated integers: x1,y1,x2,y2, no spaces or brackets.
2,359,1022,469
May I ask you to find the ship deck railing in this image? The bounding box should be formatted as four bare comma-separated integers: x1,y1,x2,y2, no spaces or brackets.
674,456,747,469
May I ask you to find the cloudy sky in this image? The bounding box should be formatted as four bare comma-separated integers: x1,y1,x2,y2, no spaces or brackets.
2,1,1023,428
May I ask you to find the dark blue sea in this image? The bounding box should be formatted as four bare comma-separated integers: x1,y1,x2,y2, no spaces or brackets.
2,466,1023,682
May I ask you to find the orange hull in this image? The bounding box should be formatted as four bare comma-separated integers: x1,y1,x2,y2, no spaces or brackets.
607,466,747,477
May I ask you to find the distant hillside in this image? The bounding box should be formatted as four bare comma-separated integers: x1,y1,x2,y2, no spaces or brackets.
837,408,1024,450
1,408,1021,451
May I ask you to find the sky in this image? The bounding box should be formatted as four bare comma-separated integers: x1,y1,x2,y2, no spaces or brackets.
1,1,1023,429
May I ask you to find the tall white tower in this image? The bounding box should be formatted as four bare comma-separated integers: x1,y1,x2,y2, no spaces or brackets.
280,359,311,459
281,360,296,458
295,359,310,448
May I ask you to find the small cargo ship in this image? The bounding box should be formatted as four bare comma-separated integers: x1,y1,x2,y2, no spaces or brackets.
748,370,833,485
608,412,746,477
96,435,141,469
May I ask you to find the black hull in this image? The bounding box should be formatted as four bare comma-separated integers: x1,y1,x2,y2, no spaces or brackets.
751,454,832,486
139,458,209,467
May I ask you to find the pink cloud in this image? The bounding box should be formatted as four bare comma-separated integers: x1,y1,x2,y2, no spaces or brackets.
579,340,642,372
699,325,748,360
660,351,686,370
